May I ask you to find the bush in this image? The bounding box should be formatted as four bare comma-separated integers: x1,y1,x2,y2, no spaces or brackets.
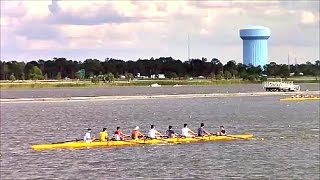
224,71,232,80
9,74,16,82
215,71,223,80
29,66,43,80
165,72,177,79
91,76,100,84
105,73,114,83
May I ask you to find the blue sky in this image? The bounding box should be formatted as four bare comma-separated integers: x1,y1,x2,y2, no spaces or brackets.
1,0,319,64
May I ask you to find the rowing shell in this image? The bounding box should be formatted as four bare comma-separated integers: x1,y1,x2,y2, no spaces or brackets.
280,97,320,101
31,134,254,150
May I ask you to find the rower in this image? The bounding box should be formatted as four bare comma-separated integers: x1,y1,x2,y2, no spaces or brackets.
99,128,108,141
197,123,210,136
166,125,177,138
114,127,129,140
83,128,95,142
217,126,226,135
181,123,197,137
148,125,163,139
131,126,144,140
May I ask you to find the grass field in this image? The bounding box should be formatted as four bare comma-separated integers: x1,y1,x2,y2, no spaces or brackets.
0,77,318,89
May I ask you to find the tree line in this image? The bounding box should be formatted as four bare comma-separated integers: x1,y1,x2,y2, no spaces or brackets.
0,57,319,81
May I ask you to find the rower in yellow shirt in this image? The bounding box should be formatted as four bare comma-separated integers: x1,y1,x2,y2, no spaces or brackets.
99,128,108,141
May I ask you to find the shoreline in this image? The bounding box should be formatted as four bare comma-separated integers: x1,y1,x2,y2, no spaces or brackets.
1,91,319,103
1,78,319,89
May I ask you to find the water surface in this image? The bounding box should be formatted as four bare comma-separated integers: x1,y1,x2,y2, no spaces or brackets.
1,83,318,99
1,96,319,179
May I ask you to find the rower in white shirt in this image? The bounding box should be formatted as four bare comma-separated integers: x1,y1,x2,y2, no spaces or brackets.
181,123,197,137
148,125,163,139
83,128,95,142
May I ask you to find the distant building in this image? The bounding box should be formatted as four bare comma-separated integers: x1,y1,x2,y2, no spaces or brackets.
240,26,271,67
150,74,165,79
158,74,165,79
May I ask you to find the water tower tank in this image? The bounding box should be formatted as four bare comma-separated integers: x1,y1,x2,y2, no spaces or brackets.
240,26,271,67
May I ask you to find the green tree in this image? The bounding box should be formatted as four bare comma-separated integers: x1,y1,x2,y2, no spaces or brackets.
44,73,48,80
21,72,25,80
247,75,257,82
75,71,80,79
105,73,114,83
29,66,43,80
6,61,25,80
165,72,177,79
126,73,134,82
230,69,238,79
224,71,232,80
56,72,62,80
0,62,9,80
89,72,94,78
279,66,290,79
209,73,215,80
9,73,16,82
24,61,39,79
215,71,223,80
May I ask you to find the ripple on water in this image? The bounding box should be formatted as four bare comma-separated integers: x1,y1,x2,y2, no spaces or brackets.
1,95,319,179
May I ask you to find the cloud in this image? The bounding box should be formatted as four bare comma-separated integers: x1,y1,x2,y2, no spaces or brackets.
14,23,62,40
47,0,146,25
1,0,319,64
0,1,27,18
300,11,319,25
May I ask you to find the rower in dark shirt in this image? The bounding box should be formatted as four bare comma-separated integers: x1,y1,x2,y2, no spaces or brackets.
197,123,210,136
166,125,177,138
217,126,226,135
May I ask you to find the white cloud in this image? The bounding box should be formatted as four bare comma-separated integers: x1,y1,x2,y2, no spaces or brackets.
300,11,318,24
0,0,319,64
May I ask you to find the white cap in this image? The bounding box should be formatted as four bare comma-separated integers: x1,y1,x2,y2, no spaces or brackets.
134,126,139,130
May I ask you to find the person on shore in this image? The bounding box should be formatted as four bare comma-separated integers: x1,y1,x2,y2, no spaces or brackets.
197,123,210,136
217,126,226,135
181,123,197,137
83,128,95,142
148,125,163,139
131,126,144,140
166,125,177,138
99,128,108,141
114,127,129,140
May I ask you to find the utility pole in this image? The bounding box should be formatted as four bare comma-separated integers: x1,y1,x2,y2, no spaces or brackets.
187,34,190,62
287,53,290,71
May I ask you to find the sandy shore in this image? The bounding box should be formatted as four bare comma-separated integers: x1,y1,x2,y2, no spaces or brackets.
1,91,319,103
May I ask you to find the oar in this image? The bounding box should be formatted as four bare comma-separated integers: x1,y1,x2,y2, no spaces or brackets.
226,134,263,140
50,139,82,144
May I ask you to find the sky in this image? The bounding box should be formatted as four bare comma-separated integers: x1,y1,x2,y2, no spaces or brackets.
1,0,319,64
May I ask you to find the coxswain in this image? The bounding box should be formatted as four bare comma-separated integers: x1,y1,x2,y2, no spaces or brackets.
197,123,210,136
181,123,197,137
131,126,144,140
83,128,95,142
217,126,226,135
166,125,177,138
148,125,163,139
99,128,108,141
114,127,129,140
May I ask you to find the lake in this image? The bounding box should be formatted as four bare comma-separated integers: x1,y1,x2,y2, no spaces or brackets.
1,83,319,99
1,88,319,179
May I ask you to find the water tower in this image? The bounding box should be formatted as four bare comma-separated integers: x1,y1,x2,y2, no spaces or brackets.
240,26,271,67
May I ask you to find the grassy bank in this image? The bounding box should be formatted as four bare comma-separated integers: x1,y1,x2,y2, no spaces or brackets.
1,77,318,89
267,76,320,83
0,79,258,89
